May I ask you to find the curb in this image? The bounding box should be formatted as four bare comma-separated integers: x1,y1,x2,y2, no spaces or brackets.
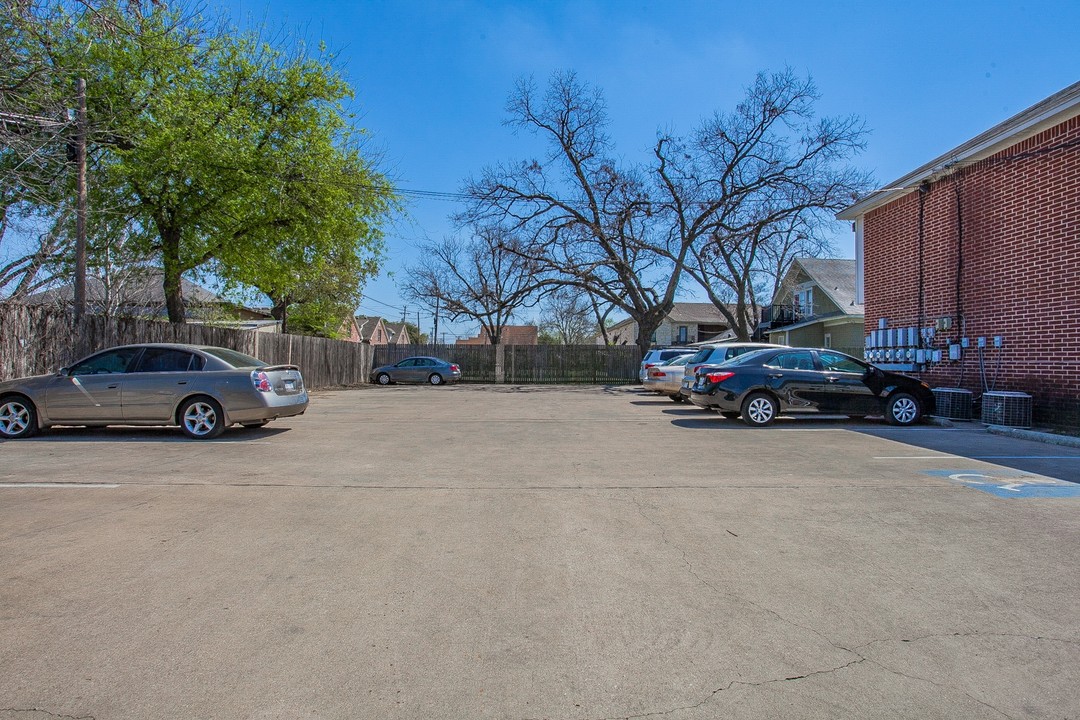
986,425,1080,449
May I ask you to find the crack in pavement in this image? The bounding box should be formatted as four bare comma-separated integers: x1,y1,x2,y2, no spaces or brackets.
620,496,1050,720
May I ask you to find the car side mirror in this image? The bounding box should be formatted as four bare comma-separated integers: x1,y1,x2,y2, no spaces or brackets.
57,367,69,376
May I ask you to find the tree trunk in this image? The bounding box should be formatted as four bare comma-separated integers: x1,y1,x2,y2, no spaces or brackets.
160,226,186,323
271,296,290,334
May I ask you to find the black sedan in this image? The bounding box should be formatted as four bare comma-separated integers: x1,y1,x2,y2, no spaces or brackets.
689,348,935,426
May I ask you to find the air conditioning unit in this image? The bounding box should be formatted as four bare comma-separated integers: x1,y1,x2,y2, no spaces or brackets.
981,391,1032,428
932,387,973,420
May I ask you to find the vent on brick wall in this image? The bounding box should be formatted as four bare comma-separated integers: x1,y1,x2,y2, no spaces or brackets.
981,391,1032,428
932,388,973,420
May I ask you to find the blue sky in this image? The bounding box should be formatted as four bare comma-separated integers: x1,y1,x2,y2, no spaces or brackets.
216,1,1078,338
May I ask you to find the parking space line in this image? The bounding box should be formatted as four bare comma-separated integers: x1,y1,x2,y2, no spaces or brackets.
875,455,1078,460
0,483,119,489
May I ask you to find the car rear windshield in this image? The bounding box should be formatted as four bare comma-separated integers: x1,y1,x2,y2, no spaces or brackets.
201,347,267,368
684,348,714,364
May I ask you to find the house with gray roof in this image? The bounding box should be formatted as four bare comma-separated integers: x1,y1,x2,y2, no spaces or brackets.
600,302,734,346
761,258,864,354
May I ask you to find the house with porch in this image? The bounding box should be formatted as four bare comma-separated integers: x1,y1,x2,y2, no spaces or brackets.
600,303,733,346
760,258,863,355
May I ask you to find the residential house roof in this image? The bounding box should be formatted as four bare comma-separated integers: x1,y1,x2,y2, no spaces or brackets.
789,258,863,316
383,322,411,344
353,315,386,342
457,325,538,345
23,271,269,319
838,80,1080,220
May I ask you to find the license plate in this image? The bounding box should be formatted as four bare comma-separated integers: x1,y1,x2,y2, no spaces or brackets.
284,379,296,390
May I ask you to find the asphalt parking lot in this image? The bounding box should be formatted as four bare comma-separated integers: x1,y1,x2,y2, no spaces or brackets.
2,384,1079,720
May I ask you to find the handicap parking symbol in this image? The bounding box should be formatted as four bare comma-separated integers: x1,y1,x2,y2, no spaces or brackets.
924,469,1080,498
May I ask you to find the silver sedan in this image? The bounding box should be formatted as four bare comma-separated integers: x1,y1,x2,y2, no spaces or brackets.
642,354,694,401
0,343,308,440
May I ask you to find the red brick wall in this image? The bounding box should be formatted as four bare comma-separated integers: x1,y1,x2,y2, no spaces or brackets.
863,115,1080,427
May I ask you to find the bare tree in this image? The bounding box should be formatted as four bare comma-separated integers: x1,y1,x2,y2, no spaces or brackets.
460,71,683,357
654,68,871,338
461,69,869,353
538,287,597,344
403,226,542,345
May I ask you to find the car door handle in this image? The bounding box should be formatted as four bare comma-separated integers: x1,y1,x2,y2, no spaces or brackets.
107,383,119,389
767,373,783,379
176,381,188,385
826,377,840,383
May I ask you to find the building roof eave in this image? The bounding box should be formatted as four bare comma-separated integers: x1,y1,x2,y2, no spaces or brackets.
837,80,1080,221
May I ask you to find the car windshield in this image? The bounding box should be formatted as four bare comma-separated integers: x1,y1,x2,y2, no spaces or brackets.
201,347,267,368
663,355,693,367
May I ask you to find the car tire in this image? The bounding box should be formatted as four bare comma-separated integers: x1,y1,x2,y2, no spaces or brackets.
376,372,392,385
428,373,444,386
0,394,39,439
669,394,684,403
886,392,922,426
179,396,226,439
741,392,778,427
720,411,741,420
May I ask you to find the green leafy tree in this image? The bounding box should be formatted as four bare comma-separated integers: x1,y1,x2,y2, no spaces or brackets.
50,1,394,323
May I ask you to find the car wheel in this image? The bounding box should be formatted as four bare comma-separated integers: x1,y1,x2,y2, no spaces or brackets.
376,372,392,385
179,396,226,439
886,392,922,426
741,392,778,427
241,421,269,429
669,394,684,402
720,411,741,420
428,373,444,386
0,395,39,439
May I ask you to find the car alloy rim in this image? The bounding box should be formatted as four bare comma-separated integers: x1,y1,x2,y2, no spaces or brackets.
748,397,774,424
892,397,917,423
378,374,390,384
431,375,442,385
0,401,29,436
183,402,218,436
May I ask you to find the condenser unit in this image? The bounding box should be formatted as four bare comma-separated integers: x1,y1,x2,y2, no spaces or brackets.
932,387,973,420
981,391,1032,428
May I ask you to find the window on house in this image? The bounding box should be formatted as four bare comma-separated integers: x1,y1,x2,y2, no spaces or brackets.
824,333,832,348
678,326,687,343
795,287,813,317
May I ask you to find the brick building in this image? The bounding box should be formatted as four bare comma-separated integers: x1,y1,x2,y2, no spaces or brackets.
837,81,1080,427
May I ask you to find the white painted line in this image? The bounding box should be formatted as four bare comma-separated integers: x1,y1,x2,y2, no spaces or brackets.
875,455,1079,460
0,482,119,489
875,456,963,460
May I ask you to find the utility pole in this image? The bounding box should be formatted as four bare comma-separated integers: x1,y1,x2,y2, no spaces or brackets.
73,77,88,320
433,297,440,346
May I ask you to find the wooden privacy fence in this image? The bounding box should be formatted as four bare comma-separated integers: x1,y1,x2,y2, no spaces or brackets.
1,304,641,387
0,303,371,389
373,343,641,384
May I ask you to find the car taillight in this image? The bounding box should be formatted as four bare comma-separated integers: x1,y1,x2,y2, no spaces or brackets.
704,371,734,384
450,364,460,372
644,362,658,369
648,369,666,378
251,370,272,392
